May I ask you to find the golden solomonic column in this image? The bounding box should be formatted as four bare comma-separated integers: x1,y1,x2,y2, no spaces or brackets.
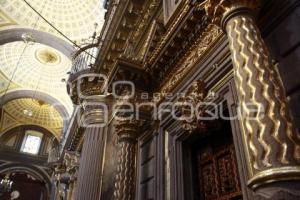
114,118,140,200
202,0,300,199
113,92,141,200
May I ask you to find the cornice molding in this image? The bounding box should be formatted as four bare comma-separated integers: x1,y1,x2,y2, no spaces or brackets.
159,24,223,95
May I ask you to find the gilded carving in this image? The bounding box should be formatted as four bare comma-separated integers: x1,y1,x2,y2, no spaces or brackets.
202,0,300,189
113,92,141,200
160,24,222,95
131,0,158,43
200,0,260,28
137,20,158,62
146,1,191,66
179,80,207,133
64,151,80,175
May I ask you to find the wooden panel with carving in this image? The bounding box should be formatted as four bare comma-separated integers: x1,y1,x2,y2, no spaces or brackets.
195,125,242,200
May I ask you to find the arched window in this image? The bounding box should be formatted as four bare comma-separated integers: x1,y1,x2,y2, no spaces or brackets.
20,130,43,155
0,125,58,157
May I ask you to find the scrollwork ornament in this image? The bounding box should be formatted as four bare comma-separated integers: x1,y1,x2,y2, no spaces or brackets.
160,24,222,95
200,0,260,29
179,80,207,133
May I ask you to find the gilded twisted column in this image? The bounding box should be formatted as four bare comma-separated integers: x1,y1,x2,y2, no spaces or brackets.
113,118,139,200
202,0,300,198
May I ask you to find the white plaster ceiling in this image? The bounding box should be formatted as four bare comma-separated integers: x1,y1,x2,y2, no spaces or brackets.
0,0,106,41
0,0,106,137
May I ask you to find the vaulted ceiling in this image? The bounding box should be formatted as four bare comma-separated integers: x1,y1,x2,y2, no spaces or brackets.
0,0,105,41
0,0,106,138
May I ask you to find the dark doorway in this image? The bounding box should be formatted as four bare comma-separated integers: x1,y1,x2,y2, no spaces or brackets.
0,172,48,200
186,110,243,200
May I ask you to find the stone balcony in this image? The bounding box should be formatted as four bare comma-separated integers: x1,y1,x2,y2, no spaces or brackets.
67,43,106,105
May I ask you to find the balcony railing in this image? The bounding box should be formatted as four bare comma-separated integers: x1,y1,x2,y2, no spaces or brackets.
70,23,100,75
70,43,99,74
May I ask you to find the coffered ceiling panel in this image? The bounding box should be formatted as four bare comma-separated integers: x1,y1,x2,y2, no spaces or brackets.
0,0,106,138
0,0,105,41
0,41,73,113
0,98,63,138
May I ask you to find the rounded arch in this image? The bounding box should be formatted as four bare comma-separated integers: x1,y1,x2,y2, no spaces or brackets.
0,162,52,197
0,125,60,142
0,27,74,58
0,89,71,129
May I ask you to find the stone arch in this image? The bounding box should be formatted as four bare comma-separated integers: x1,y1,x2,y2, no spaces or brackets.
0,27,74,58
0,124,60,143
0,89,71,130
0,162,52,198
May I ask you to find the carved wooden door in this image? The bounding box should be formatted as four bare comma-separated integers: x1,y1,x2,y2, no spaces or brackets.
196,140,242,200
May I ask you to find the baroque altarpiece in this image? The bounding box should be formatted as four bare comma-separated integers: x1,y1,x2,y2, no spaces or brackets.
50,0,300,200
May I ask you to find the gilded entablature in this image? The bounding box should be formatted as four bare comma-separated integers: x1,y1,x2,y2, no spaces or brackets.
160,24,222,95
145,1,191,67
97,0,223,96
132,0,159,41
122,0,162,63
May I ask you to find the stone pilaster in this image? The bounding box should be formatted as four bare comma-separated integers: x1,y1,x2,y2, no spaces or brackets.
67,69,110,200
202,0,300,199
74,97,107,200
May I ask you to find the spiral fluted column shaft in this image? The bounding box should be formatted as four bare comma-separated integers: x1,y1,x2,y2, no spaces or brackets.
114,139,136,200
113,118,140,200
67,181,74,200
226,13,300,181
70,180,77,200
202,0,300,193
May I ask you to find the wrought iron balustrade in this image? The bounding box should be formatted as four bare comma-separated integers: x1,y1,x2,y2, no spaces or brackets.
70,43,99,75
70,22,100,75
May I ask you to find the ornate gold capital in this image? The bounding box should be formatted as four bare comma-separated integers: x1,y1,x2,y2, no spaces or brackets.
201,0,260,29
64,152,79,174
113,89,144,140
67,70,107,105
113,91,141,200
114,118,140,141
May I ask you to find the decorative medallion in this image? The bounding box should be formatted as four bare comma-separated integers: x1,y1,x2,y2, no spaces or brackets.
35,48,61,66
